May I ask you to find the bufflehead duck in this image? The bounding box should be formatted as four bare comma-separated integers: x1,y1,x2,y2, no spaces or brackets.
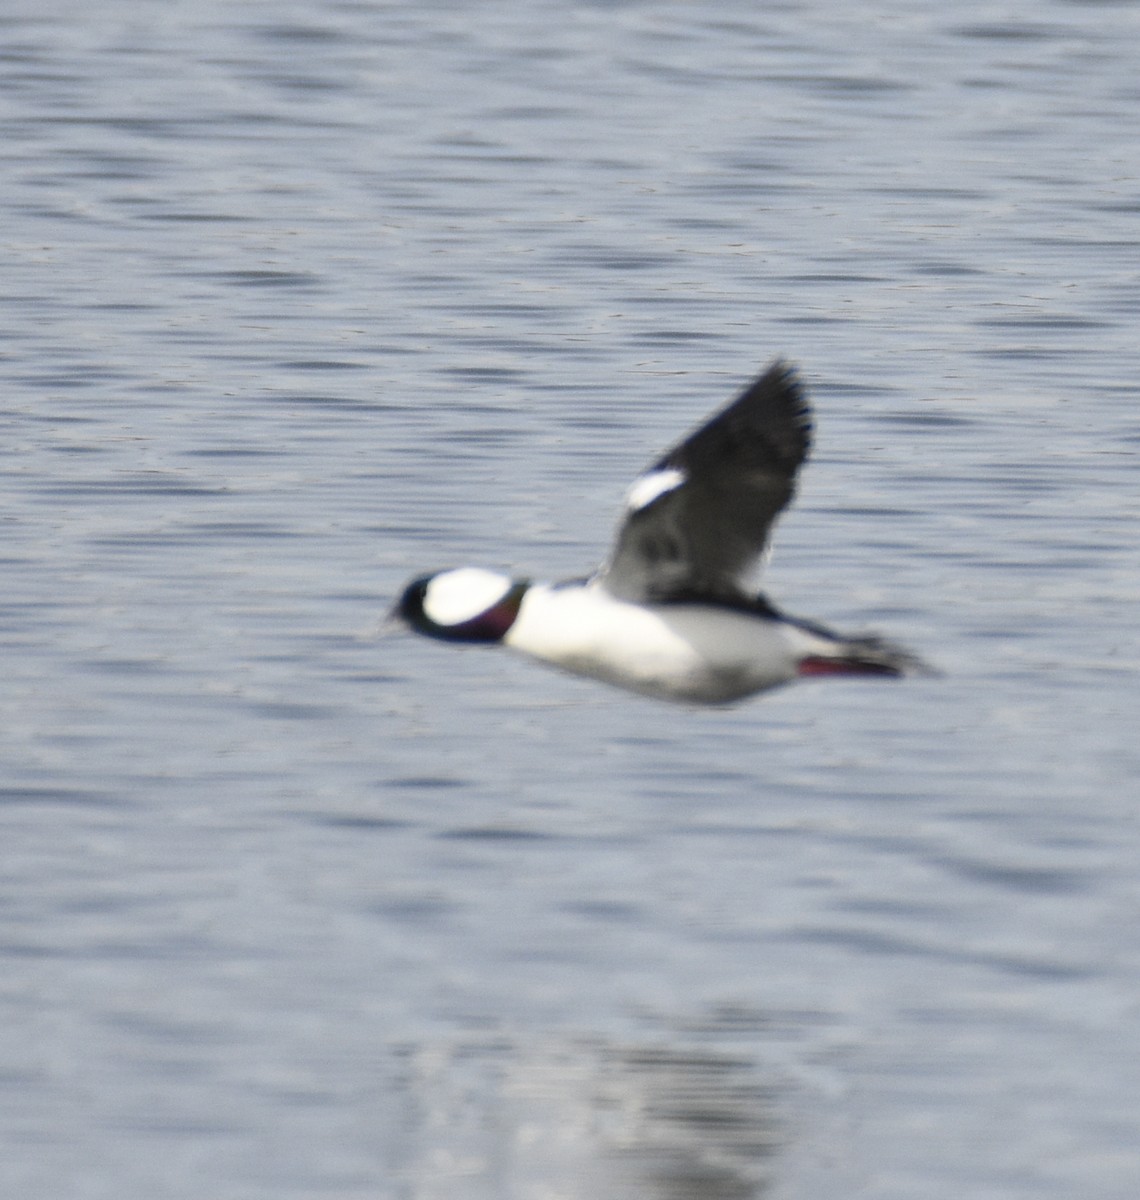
396,360,928,704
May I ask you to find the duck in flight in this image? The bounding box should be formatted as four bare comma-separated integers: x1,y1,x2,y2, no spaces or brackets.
396,360,928,704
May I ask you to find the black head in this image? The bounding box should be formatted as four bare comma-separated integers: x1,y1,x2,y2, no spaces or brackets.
395,568,528,643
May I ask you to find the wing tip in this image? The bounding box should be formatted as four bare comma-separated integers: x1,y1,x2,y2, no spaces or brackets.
761,356,812,431
711,357,812,470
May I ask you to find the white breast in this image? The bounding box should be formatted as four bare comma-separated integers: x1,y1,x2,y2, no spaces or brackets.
504,583,803,704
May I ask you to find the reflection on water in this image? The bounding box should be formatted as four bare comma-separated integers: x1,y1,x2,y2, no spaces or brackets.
401,1025,784,1200
2,2,1139,1198
603,1046,781,1200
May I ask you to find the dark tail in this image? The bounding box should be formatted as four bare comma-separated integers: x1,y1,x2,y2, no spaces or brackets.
797,634,934,679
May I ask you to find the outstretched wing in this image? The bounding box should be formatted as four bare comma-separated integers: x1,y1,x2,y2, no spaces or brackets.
597,360,812,603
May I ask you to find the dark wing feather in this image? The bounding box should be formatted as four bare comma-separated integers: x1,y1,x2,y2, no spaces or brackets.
599,360,812,603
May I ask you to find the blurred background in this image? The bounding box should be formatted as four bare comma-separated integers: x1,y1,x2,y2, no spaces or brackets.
2,2,1138,1197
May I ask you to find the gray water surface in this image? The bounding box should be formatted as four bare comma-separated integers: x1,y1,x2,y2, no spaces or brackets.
3,2,1140,1198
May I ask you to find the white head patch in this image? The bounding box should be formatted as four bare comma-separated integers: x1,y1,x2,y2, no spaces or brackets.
625,466,685,513
423,568,513,626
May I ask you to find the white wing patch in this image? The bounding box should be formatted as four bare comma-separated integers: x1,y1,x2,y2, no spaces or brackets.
423,568,512,626
625,467,685,513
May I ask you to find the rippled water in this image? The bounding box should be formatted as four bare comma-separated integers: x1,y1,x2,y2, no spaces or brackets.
3,2,1140,1197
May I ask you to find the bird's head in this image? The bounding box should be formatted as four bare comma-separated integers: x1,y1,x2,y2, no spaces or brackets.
394,568,528,643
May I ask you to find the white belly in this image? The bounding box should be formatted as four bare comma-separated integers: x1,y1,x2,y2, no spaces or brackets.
504,584,801,704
